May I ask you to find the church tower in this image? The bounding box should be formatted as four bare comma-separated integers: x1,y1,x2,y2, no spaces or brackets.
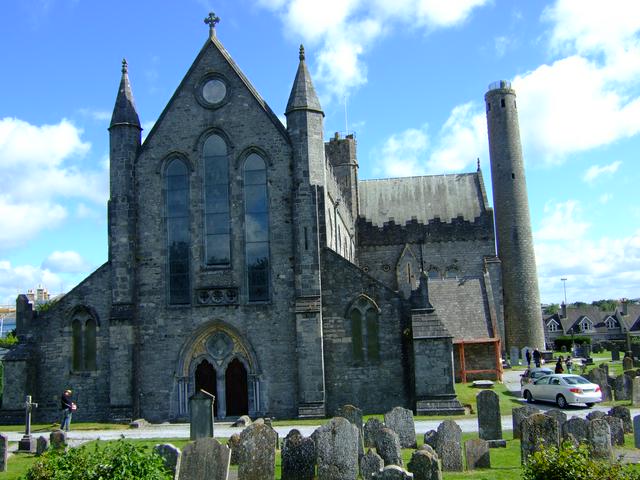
485,81,544,352
285,46,326,418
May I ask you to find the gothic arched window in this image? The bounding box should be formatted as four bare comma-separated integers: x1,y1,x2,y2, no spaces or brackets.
166,158,190,304
71,310,98,371
72,319,83,371
349,296,380,363
203,134,230,266
84,318,97,370
244,153,270,302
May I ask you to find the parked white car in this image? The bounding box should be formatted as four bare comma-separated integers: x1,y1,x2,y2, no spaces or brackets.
521,374,602,409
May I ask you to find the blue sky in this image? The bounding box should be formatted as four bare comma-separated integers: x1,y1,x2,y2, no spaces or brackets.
0,0,639,306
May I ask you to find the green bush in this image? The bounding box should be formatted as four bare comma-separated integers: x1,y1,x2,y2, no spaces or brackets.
553,336,591,351
23,439,172,480
522,442,640,480
0,330,18,349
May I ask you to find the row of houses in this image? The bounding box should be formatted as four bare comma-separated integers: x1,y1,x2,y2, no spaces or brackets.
543,302,640,348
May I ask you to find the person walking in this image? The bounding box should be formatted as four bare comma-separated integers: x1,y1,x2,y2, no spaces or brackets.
60,389,76,432
525,349,531,368
565,356,573,374
533,348,542,368
555,356,564,374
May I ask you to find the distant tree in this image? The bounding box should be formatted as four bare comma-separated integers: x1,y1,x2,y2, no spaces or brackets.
592,299,617,311
572,301,588,307
544,303,559,315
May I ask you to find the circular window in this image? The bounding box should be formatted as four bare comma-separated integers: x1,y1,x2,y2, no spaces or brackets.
202,78,227,104
382,264,390,272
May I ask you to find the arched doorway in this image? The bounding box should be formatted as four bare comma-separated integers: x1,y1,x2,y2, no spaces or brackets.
195,359,218,416
225,358,248,416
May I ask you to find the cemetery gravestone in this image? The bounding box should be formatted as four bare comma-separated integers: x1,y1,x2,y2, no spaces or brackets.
633,377,640,407
228,433,242,465
512,405,540,439
384,406,417,448
154,444,181,479
36,436,49,456
510,347,520,366
435,420,463,472
178,437,230,480
520,413,560,464
612,348,620,361
562,417,589,444
364,418,385,449
189,390,215,440
603,416,624,446
423,430,438,450
408,449,442,480
476,390,502,440
281,429,316,480
464,439,490,470
313,417,359,480
614,374,633,401
376,427,403,467
238,423,277,480
609,406,633,434
372,465,414,479
360,449,384,480
50,430,67,450
588,419,612,461
0,434,7,472
634,415,640,448
337,404,364,458
624,356,634,372
587,410,606,421
544,409,567,431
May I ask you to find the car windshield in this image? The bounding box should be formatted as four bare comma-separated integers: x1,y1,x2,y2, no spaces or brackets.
563,376,591,385
534,376,551,385
532,370,553,378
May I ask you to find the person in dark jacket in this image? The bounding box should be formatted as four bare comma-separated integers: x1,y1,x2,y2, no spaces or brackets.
532,348,542,368
555,356,564,374
60,389,76,431
525,349,532,367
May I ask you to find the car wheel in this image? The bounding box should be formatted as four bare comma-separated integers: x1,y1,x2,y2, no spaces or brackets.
556,395,568,409
585,402,595,408
524,390,534,403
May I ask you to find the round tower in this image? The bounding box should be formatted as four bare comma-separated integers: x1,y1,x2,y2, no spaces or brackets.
485,80,544,352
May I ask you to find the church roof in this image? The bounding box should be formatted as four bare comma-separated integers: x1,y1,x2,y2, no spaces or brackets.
285,45,323,115
109,59,141,129
358,172,488,226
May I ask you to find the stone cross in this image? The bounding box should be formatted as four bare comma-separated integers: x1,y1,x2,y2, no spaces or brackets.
204,12,220,37
18,395,38,452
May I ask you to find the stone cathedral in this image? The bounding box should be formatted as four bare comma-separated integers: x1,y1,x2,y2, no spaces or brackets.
2,16,543,423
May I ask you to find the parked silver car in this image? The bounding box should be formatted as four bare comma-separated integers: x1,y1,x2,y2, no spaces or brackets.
520,367,554,387
521,374,602,408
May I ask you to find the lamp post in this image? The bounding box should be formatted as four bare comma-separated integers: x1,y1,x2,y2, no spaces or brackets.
561,278,567,305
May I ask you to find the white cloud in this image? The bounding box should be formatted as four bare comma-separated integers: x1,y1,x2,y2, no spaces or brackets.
41,251,91,274
535,200,590,241
582,161,622,184
0,199,67,249
376,125,430,177
0,260,63,305
77,108,111,122
599,193,613,204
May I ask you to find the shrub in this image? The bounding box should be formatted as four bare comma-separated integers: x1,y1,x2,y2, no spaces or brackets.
553,336,591,351
522,442,640,480
24,440,172,480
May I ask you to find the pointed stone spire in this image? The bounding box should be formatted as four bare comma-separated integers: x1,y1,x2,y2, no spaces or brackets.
410,272,435,313
286,45,323,116
110,58,141,130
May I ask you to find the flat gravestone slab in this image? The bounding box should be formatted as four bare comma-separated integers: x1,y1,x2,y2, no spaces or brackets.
238,423,277,480
364,418,385,449
384,407,417,449
464,439,490,470
376,427,403,467
372,465,414,479
407,449,441,480
360,449,384,480
313,417,359,480
178,437,230,480
477,390,501,440
435,420,462,472
520,413,560,465
281,429,316,480
154,443,181,479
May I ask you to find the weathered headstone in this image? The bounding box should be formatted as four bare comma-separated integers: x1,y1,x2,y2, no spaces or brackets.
600,363,609,376
376,427,403,467
477,390,502,440
603,416,624,446
544,409,567,431
0,434,7,472
511,405,540,439
313,417,359,480
435,420,462,472
228,433,242,465
520,413,560,464
510,346,520,366
281,429,316,480
50,430,67,450
178,437,230,480
588,419,612,461
408,448,441,480
384,407,417,448
238,422,277,480
423,430,438,450
419,444,437,456
614,374,633,401
588,367,612,401
372,465,414,479
364,418,385,449
633,377,640,407
601,384,613,402
562,417,589,444
189,390,215,440
464,439,490,470
360,449,384,480
232,415,252,428
337,404,364,458
587,410,606,421
634,415,640,448
154,443,181,479
36,436,49,456
624,356,634,372
609,406,633,433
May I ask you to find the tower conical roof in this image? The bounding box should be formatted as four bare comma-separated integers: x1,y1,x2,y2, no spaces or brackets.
110,59,141,129
285,45,323,116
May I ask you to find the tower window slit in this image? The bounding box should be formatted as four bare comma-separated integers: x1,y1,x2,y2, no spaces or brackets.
501,98,505,108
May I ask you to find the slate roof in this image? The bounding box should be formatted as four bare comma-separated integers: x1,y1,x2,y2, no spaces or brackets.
544,304,640,334
109,61,140,129
358,172,488,227
427,277,495,341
